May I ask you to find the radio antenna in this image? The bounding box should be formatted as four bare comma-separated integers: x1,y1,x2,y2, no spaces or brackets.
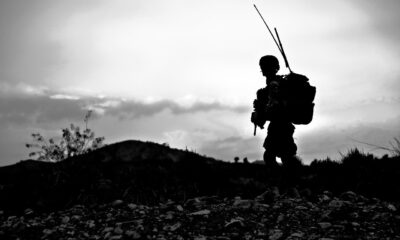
253,4,292,72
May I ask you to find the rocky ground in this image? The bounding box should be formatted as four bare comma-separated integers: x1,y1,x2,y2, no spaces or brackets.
1,188,400,240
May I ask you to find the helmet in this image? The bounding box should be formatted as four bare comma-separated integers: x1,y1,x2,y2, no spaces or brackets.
259,55,280,72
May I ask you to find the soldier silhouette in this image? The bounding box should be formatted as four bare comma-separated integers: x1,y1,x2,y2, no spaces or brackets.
251,55,297,168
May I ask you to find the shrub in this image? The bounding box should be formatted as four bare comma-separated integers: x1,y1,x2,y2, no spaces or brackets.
26,110,105,162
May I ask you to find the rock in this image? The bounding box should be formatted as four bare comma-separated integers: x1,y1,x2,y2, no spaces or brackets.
276,214,285,223
320,194,331,202
269,229,283,240
323,190,332,196
194,236,207,240
189,209,210,216
125,230,141,239
351,222,360,227
225,217,245,228
169,222,182,231
295,205,308,210
185,198,202,208
290,232,304,238
328,199,344,209
61,216,70,224
112,200,124,207
42,229,53,236
318,222,332,229
233,199,253,209
24,208,34,215
114,227,124,235
71,215,81,221
86,220,96,228
216,237,231,240
388,204,397,212
253,202,270,211
341,191,357,200
164,211,174,220
255,187,280,203
103,227,114,233
128,203,137,210
110,235,122,240
176,205,184,212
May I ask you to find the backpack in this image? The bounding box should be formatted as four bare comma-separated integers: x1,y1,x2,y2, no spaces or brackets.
282,73,316,125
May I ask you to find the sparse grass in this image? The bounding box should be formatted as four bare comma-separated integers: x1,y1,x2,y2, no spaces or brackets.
352,137,400,158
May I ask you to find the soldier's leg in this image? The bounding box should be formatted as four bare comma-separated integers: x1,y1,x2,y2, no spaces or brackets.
263,129,279,168
278,123,298,167
263,150,278,168
277,123,300,188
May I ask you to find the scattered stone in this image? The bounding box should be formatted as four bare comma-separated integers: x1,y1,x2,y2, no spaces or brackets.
0,192,399,239
341,191,357,200
169,222,182,231
114,227,124,235
351,222,360,227
24,208,34,215
128,203,137,210
328,199,343,209
110,235,122,240
61,216,70,224
86,220,96,228
321,194,331,202
224,217,245,228
318,222,332,229
189,209,210,216
387,204,397,212
164,211,175,220
233,199,253,209
295,205,308,210
176,205,184,212
103,227,114,233
276,214,285,223
194,236,207,240
269,229,283,240
290,232,304,238
125,230,141,239
112,200,124,207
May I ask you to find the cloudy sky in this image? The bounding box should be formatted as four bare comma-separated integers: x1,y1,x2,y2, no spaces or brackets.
1,0,399,166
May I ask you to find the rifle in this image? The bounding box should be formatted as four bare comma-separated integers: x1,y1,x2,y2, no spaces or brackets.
252,5,292,136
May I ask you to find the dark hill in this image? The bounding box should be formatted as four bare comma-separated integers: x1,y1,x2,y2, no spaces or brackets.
1,140,400,216
0,140,269,215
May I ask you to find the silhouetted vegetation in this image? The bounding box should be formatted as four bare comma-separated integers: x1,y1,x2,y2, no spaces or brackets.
307,148,400,200
25,110,105,162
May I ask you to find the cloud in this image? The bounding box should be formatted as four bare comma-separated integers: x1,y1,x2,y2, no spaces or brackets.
103,99,247,120
0,88,247,127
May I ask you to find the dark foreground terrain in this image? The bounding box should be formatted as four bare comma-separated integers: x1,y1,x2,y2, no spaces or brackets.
1,140,400,239
1,188,400,239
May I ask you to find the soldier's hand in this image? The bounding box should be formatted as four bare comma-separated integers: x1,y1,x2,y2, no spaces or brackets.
253,99,258,109
251,112,257,123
